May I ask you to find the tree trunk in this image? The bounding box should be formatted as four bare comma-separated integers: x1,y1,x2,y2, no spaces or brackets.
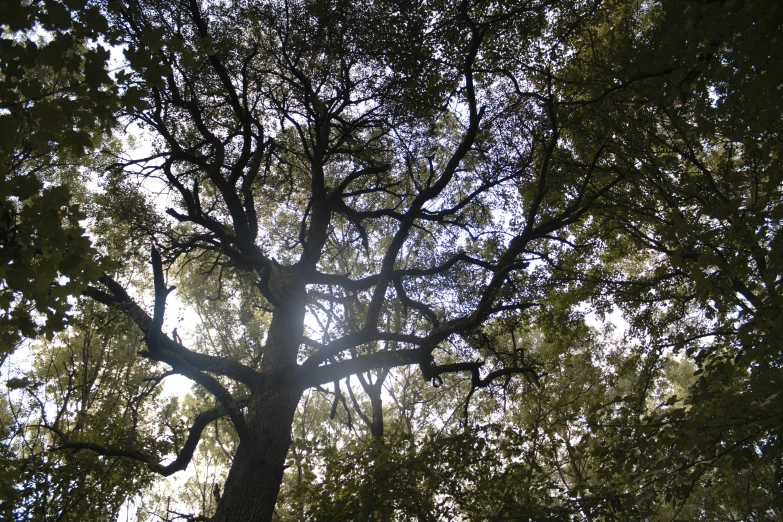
212,287,305,522
211,389,299,522
369,390,384,440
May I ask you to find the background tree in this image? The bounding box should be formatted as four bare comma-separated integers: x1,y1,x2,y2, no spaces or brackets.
554,0,783,515
2,301,160,521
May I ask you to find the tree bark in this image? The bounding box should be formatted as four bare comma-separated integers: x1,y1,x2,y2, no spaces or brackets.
212,287,305,522
369,389,384,440
211,389,299,522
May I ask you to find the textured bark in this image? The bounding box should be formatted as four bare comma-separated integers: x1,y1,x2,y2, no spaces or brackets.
369,389,384,440
211,388,299,522
212,287,305,522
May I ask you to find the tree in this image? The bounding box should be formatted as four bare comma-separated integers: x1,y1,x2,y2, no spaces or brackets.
4,0,782,520
3,301,160,521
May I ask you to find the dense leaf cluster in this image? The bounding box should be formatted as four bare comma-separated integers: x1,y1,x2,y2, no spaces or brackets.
0,0,118,355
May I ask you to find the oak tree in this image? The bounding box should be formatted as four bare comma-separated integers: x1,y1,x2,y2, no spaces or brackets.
3,0,781,520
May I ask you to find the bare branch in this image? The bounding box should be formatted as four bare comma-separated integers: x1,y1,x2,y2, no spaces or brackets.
299,348,431,389
46,401,245,477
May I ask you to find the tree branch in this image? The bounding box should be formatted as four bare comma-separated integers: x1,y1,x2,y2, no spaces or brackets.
83,281,261,388
46,401,244,476
299,348,431,389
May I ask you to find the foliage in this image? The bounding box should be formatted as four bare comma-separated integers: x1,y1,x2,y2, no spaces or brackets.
0,0,119,356
2,301,161,520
